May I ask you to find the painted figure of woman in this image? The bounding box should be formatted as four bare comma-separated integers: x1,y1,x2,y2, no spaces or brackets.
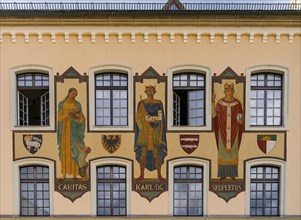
212,83,244,181
58,88,86,180
134,85,167,181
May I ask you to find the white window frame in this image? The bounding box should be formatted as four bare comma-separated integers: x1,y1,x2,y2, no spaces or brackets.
88,65,133,131
90,157,132,216
168,158,209,216
245,65,289,131
167,65,212,131
9,65,55,131
245,158,286,216
13,158,55,216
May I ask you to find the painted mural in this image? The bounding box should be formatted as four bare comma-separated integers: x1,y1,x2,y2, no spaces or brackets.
54,67,90,202
12,66,287,204
133,67,168,202
209,67,246,202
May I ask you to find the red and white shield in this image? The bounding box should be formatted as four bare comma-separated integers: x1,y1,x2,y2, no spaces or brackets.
257,135,277,154
179,135,199,154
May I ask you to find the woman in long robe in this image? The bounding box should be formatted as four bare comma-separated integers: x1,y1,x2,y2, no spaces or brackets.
58,88,86,179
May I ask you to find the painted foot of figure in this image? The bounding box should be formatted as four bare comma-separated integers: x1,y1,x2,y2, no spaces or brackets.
219,177,226,181
136,175,144,182
158,175,166,182
82,176,88,181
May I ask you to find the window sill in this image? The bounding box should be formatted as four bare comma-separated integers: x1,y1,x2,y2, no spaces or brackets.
167,125,212,132
88,125,133,132
11,125,55,132
245,125,288,131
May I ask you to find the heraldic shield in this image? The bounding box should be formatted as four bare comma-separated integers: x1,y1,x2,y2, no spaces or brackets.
257,135,277,154
101,135,121,154
23,135,43,154
179,135,199,154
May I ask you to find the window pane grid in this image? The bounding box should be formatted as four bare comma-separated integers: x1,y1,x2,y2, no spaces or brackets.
97,166,126,216
17,73,49,88
174,166,203,216
250,73,283,126
95,73,128,126
250,166,279,216
173,73,205,89
20,166,50,216
188,90,204,126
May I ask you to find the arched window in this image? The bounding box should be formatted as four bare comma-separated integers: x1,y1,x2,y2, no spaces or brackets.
173,165,203,216
167,65,212,131
245,158,285,216
90,157,132,216
168,158,209,216
19,165,50,216
250,166,280,216
17,73,49,126
245,65,288,131
250,73,283,126
96,165,127,216
95,73,128,126
88,65,133,131
173,73,205,126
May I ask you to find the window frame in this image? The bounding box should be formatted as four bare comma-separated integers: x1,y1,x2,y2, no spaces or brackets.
96,165,127,216
245,158,285,216
168,158,209,216
95,72,128,126
13,158,54,216
172,73,206,127
245,65,289,131
167,65,212,131
249,165,280,216
88,65,133,131
173,165,204,216
10,65,55,131
90,157,132,216
19,165,50,216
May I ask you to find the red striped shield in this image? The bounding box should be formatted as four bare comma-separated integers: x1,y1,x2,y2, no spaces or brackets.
179,135,199,154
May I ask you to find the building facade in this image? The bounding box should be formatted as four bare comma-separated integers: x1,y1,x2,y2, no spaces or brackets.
0,1,300,219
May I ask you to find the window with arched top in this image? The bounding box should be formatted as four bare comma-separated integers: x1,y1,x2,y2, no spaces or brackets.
17,73,49,126
96,165,127,216
250,166,280,216
172,73,206,126
168,158,209,216
173,165,204,216
245,65,288,131
250,73,283,126
95,73,128,126
245,158,285,216
90,158,132,216
167,65,212,131
88,65,133,131
10,65,55,131
19,165,50,216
